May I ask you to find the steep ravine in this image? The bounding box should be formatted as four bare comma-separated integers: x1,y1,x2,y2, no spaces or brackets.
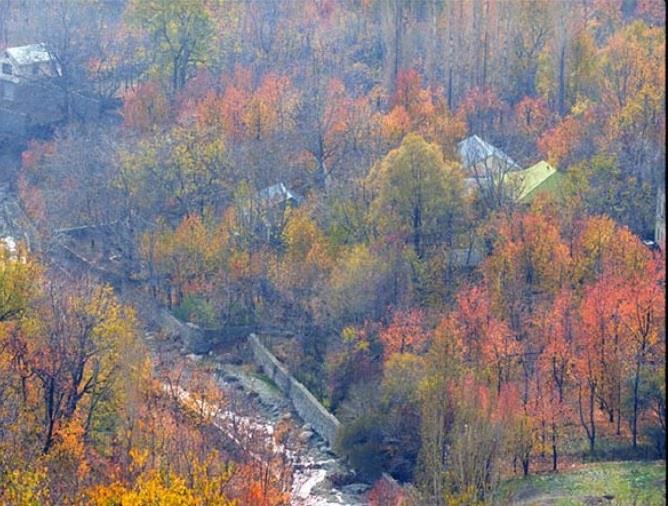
0,170,368,505
218,362,370,505
160,347,370,505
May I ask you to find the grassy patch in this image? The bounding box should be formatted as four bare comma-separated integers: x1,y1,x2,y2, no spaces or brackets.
497,460,666,505
251,371,281,393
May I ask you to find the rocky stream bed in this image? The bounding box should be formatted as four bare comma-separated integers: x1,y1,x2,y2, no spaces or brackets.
161,341,371,506
0,158,370,505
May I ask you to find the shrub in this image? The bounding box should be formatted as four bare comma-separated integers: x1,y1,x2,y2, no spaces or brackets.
335,414,388,482
174,294,218,327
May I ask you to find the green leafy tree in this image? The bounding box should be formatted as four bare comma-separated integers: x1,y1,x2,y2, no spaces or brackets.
127,0,218,93
367,133,466,259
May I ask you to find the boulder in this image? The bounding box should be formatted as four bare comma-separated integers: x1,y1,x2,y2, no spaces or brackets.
299,430,314,444
342,483,370,495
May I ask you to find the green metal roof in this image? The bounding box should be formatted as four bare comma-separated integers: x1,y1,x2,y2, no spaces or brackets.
506,160,560,203
521,170,564,203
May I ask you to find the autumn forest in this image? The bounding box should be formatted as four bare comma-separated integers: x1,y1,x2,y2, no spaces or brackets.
0,0,665,504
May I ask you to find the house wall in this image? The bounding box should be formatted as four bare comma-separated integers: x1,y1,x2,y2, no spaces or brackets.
0,79,106,135
248,333,341,449
0,54,56,82
447,247,482,267
0,105,26,134
16,61,55,79
0,80,16,100
467,155,518,178
15,81,65,123
0,80,64,128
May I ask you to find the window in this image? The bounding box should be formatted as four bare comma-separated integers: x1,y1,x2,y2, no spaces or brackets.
1,63,12,75
32,65,39,75
2,81,15,101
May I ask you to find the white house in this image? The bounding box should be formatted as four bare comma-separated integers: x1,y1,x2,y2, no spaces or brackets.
0,43,60,100
239,183,303,244
457,134,521,179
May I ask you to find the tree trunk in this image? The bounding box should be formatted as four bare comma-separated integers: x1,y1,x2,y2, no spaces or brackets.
393,1,401,91
482,30,488,89
447,68,453,110
616,383,622,436
578,383,596,454
558,44,566,116
172,57,179,93
589,385,596,453
413,165,423,258
632,363,641,449
551,422,558,471
43,378,57,454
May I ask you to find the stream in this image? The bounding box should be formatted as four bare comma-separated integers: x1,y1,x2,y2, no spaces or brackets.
164,381,356,505
0,156,369,505
166,352,370,505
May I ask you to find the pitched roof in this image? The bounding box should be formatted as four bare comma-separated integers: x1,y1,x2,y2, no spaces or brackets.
5,43,53,65
1,236,16,255
457,135,520,171
255,183,301,207
506,160,561,203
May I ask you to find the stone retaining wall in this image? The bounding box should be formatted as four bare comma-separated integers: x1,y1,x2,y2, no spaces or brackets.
158,309,205,349
248,333,341,449
157,309,255,354
150,314,342,447
59,242,125,287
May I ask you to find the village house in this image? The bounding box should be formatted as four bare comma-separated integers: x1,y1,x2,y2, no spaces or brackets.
457,135,523,198
0,43,60,101
457,134,521,185
248,183,302,244
455,133,562,205
0,42,110,140
503,160,562,204
0,43,67,138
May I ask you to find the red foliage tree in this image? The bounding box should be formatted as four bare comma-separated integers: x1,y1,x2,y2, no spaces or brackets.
379,308,430,360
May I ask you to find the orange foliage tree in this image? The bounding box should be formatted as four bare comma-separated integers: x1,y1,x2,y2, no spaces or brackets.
383,68,465,160
379,308,430,360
